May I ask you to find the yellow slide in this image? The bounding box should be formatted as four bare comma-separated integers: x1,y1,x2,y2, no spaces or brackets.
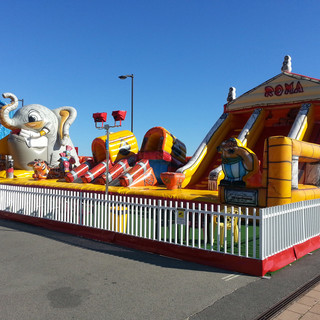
177,109,265,189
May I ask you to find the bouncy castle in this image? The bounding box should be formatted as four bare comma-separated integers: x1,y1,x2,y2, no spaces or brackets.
1,56,320,276
2,55,320,209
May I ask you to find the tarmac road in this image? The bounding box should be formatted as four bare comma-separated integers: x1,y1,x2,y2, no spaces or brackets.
0,218,319,320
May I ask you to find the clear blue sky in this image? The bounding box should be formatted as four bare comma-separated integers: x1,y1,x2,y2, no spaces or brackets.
2,0,320,156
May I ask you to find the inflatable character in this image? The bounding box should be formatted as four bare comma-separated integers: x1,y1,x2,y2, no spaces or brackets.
59,145,76,173
28,159,50,180
0,93,80,170
218,138,259,187
28,159,66,180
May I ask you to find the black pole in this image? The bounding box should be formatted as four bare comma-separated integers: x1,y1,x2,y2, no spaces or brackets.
119,74,134,133
131,74,134,133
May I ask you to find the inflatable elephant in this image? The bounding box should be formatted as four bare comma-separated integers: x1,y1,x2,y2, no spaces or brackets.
0,92,80,170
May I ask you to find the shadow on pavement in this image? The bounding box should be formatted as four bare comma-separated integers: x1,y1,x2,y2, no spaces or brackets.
0,218,243,276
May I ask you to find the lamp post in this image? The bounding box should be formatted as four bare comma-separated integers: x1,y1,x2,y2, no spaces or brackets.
93,111,126,198
104,123,111,197
118,74,134,132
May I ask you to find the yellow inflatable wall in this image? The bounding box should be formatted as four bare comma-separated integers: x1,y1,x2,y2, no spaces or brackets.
264,136,320,206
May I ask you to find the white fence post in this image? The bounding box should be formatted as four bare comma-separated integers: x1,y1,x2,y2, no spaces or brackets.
259,207,264,259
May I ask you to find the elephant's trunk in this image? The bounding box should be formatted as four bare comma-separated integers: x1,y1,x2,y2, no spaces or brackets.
0,93,19,130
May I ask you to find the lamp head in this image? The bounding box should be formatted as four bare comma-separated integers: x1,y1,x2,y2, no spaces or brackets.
93,112,107,129
112,110,127,126
119,74,133,79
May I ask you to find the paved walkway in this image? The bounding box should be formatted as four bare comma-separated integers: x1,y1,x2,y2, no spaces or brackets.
0,219,258,320
272,283,320,320
1,218,319,320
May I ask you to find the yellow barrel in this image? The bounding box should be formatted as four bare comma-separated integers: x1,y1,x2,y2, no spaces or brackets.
91,130,138,163
110,206,127,233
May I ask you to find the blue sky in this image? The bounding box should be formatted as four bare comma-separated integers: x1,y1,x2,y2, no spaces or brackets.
2,0,320,156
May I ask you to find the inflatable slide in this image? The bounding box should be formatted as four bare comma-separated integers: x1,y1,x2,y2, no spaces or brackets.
176,71,320,193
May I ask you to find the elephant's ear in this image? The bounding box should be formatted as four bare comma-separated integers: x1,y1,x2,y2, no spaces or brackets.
53,106,77,145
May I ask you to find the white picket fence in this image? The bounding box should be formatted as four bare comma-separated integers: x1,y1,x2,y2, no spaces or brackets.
260,199,320,258
0,184,319,261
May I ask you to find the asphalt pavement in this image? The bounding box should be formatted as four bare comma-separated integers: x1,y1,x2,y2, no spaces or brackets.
0,218,319,320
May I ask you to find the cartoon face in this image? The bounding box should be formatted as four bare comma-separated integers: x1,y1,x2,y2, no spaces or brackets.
29,159,49,179
33,160,48,171
11,105,58,133
218,138,239,158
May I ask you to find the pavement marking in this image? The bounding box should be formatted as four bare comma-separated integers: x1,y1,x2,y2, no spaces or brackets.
222,274,240,281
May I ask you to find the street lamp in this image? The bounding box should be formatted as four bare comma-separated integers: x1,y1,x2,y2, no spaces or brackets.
118,74,134,132
93,111,126,198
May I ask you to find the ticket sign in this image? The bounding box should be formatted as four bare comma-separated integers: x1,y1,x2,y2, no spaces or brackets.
176,208,187,225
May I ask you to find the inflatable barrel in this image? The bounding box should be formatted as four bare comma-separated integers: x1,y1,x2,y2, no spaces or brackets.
119,159,150,187
91,130,138,163
139,127,187,166
95,159,130,185
65,159,95,182
126,166,157,187
81,159,112,183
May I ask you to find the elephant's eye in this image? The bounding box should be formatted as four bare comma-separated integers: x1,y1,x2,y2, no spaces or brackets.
28,111,41,123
